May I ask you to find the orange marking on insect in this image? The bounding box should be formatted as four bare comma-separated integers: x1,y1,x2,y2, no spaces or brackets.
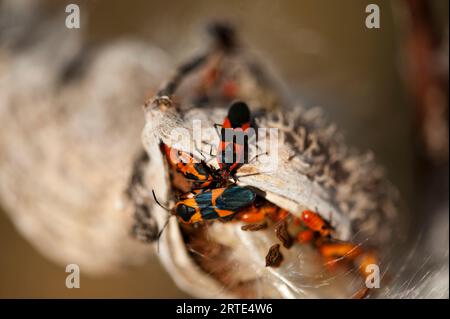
355,252,379,298
211,188,232,217
235,203,289,223
211,188,223,206
161,143,215,188
293,216,302,226
357,251,378,277
237,206,267,223
174,198,202,224
222,80,238,99
270,208,290,222
202,67,219,89
296,229,314,244
300,210,332,237
318,242,362,263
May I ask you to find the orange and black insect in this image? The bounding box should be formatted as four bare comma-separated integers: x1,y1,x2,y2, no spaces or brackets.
162,143,220,189
236,202,290,223
154,185,256,224
300,210,333,238
162,101,255,187
293,209,378,298
216,101,253,180
296,229,315,244
317,239,378,299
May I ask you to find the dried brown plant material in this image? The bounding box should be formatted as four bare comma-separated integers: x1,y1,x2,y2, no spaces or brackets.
275,220,293,248
241,222,268,231
265,244,283,267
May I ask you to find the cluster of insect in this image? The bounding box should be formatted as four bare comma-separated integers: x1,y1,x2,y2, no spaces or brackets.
155,100,377,298
144,23,381,298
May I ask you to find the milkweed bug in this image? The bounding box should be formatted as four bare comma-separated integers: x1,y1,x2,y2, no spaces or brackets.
236,205,267,223
154,23,237,99
318,241,362,260
153,185,256,224
300,210,333,237
217,101,253,179
162,143,219,189
296,229,315,244
162,101,258,187
236,202,290,223
316,239,379,299
175,185,256,224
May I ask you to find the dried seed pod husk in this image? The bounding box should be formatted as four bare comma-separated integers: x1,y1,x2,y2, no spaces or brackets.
241,222,268,232
141,81,399,298
135,24,400,297
275,221,293,249
265,244,283,267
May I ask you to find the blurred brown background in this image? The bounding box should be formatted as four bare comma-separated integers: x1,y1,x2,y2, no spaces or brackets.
1,0,448,298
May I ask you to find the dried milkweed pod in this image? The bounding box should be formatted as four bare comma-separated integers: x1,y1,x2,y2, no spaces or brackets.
133,23,400,298
139,99,398,298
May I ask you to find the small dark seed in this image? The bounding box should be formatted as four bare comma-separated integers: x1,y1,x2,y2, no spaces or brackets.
265,244,283,267
241,222,268,231
275,220,293,248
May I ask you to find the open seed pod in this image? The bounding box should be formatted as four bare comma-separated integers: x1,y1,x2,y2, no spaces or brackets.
135,30,399,298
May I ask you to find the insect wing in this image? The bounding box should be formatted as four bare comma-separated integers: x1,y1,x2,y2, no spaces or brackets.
192,190,220,220
190,186,255,221
215,186,255,211
218,101,252,170
162,143,213,185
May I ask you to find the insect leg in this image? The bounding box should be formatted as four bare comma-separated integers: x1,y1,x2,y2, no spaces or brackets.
151,190,171,212
157,53,209,98
213,123,224,142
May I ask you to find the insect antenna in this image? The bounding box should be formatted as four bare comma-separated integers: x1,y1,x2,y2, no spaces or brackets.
247,151,269,164
151,190,173,253
213,123,223,138
229,151,269,181
155,217,171,254
235,172,262,179
152,189,171,212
